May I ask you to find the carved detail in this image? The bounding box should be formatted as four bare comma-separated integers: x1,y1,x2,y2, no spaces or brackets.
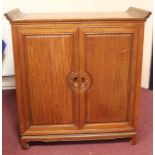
67,72,80,91
80,72,92,92
67,72,92,92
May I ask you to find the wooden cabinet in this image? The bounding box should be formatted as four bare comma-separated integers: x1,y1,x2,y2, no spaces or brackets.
5,7,151,149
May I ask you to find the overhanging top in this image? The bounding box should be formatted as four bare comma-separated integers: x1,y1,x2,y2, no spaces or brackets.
4,7,151,23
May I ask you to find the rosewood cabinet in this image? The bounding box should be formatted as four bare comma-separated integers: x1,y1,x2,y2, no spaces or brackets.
5,7,151,149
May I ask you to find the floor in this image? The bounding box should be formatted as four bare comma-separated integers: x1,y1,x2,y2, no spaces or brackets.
2,89,152,155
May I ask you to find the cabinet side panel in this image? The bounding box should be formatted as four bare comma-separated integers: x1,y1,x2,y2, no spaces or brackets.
132,26,145,130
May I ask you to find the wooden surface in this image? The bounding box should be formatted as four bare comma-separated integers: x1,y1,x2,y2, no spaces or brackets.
21,132,136,149
17,28,80,131
79,27,138,128
6,7,150,148
5,7,151,23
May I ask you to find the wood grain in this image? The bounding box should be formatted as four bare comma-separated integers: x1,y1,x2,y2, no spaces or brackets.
17,28,80,131
86,33,131,123
79,27,139,131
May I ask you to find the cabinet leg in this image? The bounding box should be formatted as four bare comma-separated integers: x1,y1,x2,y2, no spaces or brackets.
130,135,137,145
21,140,29,149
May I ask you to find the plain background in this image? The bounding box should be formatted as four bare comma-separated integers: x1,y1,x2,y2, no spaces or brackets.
2,0,153,88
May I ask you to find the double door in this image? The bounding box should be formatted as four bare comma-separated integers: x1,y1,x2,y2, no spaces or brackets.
16,26,139,136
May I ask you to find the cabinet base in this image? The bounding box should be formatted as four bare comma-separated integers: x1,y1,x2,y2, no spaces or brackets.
21,132,136,149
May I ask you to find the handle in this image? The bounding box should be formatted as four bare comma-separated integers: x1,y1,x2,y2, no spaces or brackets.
80,73,91,92
72,76,79,88
67,72,91,92
67,72,79,91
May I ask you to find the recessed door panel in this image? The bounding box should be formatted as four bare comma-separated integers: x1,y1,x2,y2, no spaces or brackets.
86,33,131,123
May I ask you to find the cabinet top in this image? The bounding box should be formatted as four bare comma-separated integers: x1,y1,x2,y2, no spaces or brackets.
5,7,151,23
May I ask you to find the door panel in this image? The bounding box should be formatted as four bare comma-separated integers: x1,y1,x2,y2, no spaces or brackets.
17,28,79,133
25,35,73,125
86,34,131,123
79,27,138,131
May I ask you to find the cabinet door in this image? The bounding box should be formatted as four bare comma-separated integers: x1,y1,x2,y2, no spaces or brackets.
16,28,80,135
79,27,140,133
